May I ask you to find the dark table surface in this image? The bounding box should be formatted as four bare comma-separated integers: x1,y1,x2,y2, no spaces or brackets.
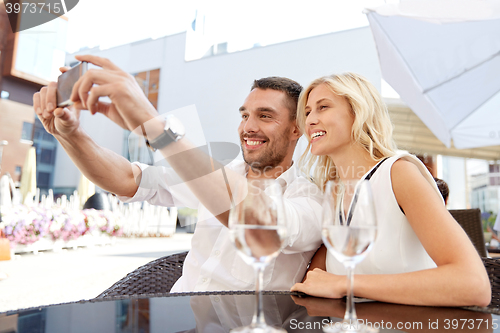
1,291,499,333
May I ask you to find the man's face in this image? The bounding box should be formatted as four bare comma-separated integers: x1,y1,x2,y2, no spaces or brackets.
238,88,297,171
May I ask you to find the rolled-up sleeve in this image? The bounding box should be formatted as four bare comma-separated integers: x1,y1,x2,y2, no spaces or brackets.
281,178,323,254
116,162,199,208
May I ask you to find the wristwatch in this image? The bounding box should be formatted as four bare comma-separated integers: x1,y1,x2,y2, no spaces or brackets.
146,115,185,151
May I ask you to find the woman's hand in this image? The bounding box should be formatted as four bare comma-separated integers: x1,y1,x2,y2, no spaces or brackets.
291,268,347,299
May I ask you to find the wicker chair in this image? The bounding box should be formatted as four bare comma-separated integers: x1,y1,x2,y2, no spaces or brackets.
96,251,188,299
483,258,500,308
464,257,500,314
449,209,487,258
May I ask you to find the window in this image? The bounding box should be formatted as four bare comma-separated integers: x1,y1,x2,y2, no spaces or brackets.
37,172,50,188
43,131,55,142
15,166,21,175
40,148,54,165
21,122,33,141
490,164,500,186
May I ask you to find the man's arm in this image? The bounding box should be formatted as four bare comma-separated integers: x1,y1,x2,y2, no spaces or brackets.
57,127,140,198
65,55,243,226
33,84,140,198
36,58,239,225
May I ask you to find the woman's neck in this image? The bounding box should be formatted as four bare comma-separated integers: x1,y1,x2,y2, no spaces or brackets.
328,144,378,181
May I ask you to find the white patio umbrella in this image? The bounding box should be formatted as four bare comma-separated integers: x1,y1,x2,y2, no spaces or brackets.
78,173,95,209
20,147,37,202
0,175,12,208
365,0,500,149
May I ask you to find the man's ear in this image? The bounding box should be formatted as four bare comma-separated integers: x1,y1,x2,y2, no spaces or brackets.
290,123,302,141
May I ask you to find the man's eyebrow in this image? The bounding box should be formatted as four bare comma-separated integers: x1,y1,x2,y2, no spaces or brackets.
239,107,278,114
257,107,278,114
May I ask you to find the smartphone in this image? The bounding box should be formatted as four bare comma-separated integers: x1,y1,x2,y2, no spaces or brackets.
57,62,88,107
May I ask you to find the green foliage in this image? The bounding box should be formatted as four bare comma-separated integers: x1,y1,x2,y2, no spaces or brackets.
482,211,497,232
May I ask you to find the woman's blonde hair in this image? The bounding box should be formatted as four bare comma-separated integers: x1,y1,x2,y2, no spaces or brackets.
297,72,398,190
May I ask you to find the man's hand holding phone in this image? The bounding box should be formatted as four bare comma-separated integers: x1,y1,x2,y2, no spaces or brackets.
33,65,84,138
69,54,160,135
33,54,160,139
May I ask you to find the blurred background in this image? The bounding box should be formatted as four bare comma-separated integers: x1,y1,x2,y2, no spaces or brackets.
0,0,500,308
1,0,498,212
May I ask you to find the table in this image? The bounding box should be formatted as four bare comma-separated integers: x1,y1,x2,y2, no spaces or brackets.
0,291,498,333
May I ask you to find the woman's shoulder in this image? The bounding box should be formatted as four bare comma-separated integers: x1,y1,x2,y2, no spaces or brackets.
372,153,421,179
391,158,423,182
383,153,429,177
386,154,442,202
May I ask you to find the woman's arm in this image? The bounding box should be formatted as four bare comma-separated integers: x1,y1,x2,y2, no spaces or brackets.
301,245,327,282
293,160,491,307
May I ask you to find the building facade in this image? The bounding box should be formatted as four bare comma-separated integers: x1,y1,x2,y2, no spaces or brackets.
57,27,380,194
0,7,67,195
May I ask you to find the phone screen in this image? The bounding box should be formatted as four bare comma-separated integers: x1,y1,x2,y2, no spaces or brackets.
57,62,88,107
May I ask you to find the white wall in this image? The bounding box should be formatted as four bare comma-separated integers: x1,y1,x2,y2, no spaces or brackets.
441,156,467,209
56,27,380,189
52,112,126,189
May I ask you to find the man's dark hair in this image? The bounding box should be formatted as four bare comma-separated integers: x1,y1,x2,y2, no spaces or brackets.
434,177,449,204
251,77,303,120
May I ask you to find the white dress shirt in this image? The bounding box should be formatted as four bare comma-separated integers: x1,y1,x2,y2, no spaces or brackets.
118,160,323,292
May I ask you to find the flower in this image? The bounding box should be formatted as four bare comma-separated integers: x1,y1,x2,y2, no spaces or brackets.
1,204,123,246
83,209,123,237
0,205,50,245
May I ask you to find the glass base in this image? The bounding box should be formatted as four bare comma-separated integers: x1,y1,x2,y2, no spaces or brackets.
230,324,287,333
323,320,379,333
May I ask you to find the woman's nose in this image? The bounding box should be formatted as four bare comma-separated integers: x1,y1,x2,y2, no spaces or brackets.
305,111,318,127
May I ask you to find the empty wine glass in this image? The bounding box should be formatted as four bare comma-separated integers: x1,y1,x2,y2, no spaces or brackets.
322,179,378,333
228,178,288,333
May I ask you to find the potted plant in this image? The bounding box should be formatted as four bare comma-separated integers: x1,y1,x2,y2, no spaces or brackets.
482,212,496,246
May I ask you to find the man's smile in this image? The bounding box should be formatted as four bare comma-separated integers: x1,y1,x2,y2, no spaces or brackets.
243,138,267,149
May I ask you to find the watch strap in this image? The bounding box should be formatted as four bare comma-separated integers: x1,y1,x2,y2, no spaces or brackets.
148,129,177,151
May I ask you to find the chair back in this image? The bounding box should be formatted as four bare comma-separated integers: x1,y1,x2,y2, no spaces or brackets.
449,209,487,257
483,257,500,309
96,251,188,299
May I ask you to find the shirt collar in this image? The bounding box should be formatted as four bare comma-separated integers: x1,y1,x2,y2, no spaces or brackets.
240,161,297,188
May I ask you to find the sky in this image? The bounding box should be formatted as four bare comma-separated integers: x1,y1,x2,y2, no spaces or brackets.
64,0,393,53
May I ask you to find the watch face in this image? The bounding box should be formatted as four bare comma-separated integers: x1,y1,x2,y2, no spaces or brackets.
166,115,186,137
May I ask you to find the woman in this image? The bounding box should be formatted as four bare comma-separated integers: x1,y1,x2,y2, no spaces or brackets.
291,73,490,307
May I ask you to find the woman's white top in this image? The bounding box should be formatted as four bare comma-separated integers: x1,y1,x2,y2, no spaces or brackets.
326,153,440,275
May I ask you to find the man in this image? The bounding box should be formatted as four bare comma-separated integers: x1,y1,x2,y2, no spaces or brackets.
33,55,322,291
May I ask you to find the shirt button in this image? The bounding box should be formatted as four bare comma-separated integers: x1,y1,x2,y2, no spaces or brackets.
214,250,221,256
202,278,208,283
214,297,220,303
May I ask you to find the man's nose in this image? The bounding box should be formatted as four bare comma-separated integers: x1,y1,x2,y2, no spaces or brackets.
243,116,259,133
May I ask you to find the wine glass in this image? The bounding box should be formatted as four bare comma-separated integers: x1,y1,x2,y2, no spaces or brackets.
322,179,378,333
228,178,288,333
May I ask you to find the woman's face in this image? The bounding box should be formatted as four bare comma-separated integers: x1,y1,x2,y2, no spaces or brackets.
304,83,355,156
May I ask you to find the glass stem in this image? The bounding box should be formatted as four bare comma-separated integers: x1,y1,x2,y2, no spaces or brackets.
344,261,357,324
252,263,266,328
